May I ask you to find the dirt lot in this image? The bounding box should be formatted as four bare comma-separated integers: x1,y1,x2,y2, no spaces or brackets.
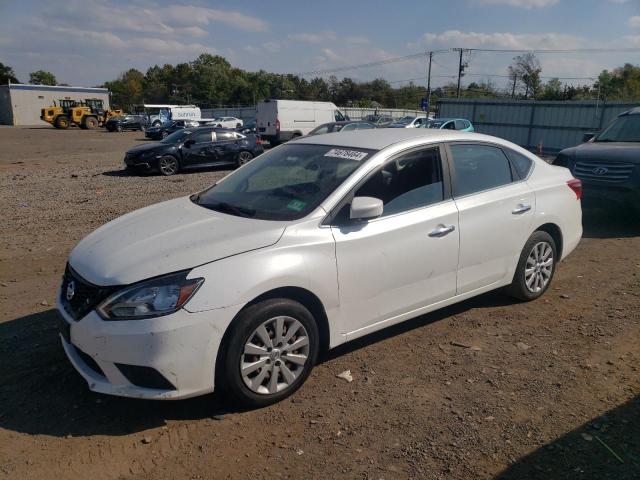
0,125,638,480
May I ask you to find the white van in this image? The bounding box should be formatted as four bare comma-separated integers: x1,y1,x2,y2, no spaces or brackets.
142,104,201,126
256,100,347,144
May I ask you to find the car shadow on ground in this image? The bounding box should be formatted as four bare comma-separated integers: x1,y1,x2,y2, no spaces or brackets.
102,166,233,178
495,395,640,479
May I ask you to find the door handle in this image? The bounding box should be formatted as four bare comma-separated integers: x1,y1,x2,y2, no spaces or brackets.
512,204,532,215
429,224,456,237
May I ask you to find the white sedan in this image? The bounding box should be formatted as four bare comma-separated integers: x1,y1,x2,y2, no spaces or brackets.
57,129,582,405
212,116,243,128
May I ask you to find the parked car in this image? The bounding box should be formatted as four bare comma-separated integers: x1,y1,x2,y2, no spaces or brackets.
364,114,394,127
212,117,243,129
105,114,149,132
307,120,376,136
124,127,263,175
388,115,428,128
57,129,582,406
553,107,640,207
422,118,475,132
257,99,348,144
145,119,201,140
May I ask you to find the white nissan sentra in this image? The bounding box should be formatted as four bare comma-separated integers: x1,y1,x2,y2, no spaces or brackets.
57,129,582,406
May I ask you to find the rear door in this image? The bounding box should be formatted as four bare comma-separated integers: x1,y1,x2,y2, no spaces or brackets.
330,145,459,337
447,142,535,294
181,130,216,167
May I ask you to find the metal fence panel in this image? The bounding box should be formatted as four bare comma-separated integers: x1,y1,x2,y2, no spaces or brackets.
201,106,425,122
437,99,637,153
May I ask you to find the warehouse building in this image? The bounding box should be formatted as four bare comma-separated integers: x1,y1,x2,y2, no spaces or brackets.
0,83,110,126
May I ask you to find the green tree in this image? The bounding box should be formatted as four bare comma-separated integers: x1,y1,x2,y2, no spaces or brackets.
507,53,542,99
29,70,57,85
0,62,19,84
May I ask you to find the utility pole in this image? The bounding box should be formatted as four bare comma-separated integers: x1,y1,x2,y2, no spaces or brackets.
426,51,433,109
456,48,466,99
511,75,517,99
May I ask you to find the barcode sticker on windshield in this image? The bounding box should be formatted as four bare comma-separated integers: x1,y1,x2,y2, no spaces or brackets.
324,149,369,161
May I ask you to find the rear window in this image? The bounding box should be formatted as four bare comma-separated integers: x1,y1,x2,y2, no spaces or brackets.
505,148,534,178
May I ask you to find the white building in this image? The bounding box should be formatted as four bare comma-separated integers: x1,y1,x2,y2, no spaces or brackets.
0,83,110,126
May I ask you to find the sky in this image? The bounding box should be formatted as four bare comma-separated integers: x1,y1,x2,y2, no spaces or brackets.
1,0,639,91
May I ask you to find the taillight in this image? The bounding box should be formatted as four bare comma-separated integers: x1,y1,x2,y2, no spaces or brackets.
276,117,280,132
255,136,262,145
567,178,582,200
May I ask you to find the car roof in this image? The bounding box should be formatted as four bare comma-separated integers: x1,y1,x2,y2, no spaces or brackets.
293,128,497,150
620,107,640,116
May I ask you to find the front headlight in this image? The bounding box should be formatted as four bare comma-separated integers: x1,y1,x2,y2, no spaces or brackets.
97,271,203,321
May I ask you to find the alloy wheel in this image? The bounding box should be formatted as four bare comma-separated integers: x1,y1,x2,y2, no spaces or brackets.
159,156,178,175
525,241,554,293
238,151,253,166
241,316,310,395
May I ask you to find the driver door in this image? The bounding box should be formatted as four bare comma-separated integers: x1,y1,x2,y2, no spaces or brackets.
181,130,215,167
330,145,459,338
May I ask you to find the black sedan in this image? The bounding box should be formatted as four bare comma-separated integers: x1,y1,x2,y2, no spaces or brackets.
124,127,264,176
106,114,149,132
307,120,376,136
554,107,640,207
144,119,201,140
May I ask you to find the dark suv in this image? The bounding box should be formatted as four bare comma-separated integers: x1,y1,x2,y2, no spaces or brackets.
554,107,640,207
106,114,149,132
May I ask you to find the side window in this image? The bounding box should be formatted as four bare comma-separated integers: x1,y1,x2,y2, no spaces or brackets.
313,125,329,135
443,121,456,130
334,110,345,122
341,123,358,132
354,147,444,217
215,131,234,142
193,130,214,143
454,120,466,130
450,144,513,197
358,122,375,129
505,148,534,178
414,118,425,126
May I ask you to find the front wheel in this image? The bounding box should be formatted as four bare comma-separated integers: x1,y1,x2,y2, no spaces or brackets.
158,155,179,176
506,231,557,301
218,298,319,407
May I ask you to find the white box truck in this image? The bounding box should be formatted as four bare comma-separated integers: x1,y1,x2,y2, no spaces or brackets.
256,100,348,144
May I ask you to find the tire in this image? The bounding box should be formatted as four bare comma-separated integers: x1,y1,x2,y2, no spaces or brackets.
161,130,168,138
139,124,146,132
237,151,253,167
158,155,179,176
153,121,161,127
116,124,123,133
236,123,242,129
83,116,98,130
54,116,69,129
506,231,557,301
218,298,319,407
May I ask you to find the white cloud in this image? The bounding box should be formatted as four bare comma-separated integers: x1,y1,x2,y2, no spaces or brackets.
629,16,640,28
163,5,269,33
625,35,640,46
410,29,586,50
477,0,559,8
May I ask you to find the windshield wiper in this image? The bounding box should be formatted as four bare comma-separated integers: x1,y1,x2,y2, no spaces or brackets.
201,201,256,218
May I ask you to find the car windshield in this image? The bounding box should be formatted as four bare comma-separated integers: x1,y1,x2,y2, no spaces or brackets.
595,115,640,142
192,144,377,221
161,130,191,143
425,120,445,129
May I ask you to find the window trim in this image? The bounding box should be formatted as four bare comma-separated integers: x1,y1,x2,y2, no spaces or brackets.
444,141,528,199
323,143,453,226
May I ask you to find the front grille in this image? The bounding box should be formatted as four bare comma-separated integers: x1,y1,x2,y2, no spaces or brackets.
115,363,176,391
573,161,634,183
60,265,115,321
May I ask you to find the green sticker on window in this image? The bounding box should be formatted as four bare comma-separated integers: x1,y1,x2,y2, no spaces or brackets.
287,199,306,212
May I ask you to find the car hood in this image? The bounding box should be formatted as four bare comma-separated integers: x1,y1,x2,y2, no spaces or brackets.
127,142,170,154
69,196,287,286
561,142,640,164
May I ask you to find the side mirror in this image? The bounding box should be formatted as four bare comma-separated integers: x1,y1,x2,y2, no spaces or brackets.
184,139,195,148
582,132,596,143
350,196,383,221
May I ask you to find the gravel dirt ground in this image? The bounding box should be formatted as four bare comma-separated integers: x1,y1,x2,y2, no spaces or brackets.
0,126,638,480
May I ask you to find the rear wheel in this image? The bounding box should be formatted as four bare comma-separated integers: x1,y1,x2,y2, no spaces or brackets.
218,298,319,407
158,155,179,176
237,151,253,167
506,231,557,301
54,116,69,129
83,116,98,130
116,124,123,132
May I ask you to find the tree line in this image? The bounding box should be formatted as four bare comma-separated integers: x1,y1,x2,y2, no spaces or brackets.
1,54,638,111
